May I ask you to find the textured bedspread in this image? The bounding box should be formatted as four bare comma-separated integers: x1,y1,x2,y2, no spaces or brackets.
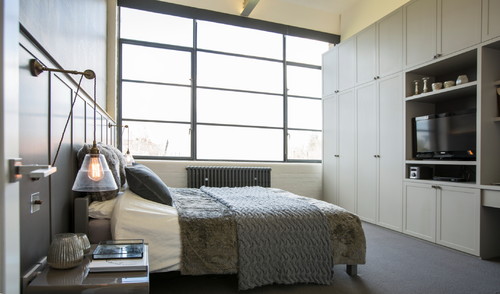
170,187,366,290
201,186,333,290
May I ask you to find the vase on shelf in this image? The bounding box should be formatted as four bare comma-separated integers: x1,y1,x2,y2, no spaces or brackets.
413,80,420,95
422,77,430,93
76,233,91,254
47,233,84,269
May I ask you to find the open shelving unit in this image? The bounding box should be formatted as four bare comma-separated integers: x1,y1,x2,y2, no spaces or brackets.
404,49,479,184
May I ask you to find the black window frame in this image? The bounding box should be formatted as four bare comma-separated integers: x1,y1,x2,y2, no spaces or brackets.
117,0,340,163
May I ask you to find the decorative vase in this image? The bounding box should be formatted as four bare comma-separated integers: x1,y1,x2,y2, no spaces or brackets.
422,77,430,93
76,233,91,254
413,80,420,95
47,233,84,269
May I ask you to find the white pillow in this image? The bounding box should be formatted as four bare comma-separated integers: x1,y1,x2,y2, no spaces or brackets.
88,197,118,219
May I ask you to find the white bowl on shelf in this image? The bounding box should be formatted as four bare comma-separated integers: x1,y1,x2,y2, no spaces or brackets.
443,80,455,88
432,82,443,91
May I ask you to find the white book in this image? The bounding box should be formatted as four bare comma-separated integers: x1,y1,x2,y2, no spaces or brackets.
88,245,149,273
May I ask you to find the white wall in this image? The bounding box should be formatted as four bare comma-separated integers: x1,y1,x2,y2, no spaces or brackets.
138,160,323,199
341,0,410,40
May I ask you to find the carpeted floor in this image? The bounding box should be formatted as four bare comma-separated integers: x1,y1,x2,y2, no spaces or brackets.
150,222,500,294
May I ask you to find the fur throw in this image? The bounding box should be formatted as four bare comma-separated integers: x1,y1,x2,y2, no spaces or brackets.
76,143,127,201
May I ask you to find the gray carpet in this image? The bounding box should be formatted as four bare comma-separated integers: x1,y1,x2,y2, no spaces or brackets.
151,222,500,294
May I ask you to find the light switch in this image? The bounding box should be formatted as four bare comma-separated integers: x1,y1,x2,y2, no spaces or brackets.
30,192,41,214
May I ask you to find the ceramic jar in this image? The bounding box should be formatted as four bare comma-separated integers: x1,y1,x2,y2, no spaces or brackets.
47,233,84,269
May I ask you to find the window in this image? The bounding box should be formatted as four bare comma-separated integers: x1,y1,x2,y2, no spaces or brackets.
119,5,330,162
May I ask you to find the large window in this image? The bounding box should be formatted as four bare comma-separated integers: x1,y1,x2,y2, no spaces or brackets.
119,5,330,162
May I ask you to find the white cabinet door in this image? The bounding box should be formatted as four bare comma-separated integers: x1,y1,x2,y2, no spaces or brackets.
437,186,480,255
404,182,436,242
378,74,403,231
378,8,403,77
440,0,481,56
322,47,338,97
482,0,500,41
322,96,339,204
338,90,357,212
405,0,438,68
356,25,377,85
338,38,356,92
356,82,378,222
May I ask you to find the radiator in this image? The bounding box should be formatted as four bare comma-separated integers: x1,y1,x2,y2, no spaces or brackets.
186,166,271,188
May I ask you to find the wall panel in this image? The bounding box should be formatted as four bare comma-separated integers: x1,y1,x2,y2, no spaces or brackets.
50,74,74,236
19,0,107,107
18,34,113,276
19,46,51,272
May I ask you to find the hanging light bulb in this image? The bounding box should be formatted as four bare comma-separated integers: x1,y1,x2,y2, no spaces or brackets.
88,154,104,181
72,143,118,192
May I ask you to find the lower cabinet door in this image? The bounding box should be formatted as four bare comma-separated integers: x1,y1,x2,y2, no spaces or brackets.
403,182,436,242
437,186,480,255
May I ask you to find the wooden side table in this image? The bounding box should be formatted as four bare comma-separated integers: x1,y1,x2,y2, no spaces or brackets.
25,245,149,294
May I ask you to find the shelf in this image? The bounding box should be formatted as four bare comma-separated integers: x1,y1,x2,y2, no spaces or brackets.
494,80,500,86
480,184,500,190
404,178,477,187
493,117,500,122
405,81,477,102
406,160,477,166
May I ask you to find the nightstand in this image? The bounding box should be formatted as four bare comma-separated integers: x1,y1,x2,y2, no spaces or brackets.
25,245,149,294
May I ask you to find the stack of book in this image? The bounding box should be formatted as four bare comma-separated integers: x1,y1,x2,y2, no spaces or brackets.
88,239,148,273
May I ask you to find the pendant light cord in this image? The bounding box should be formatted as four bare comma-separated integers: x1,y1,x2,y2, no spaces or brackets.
51,74,85,166
93,76,97,146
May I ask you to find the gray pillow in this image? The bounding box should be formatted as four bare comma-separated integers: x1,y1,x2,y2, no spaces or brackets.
125,164,172,206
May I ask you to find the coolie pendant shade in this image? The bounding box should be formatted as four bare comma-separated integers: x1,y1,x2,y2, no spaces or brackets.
72,153,118,192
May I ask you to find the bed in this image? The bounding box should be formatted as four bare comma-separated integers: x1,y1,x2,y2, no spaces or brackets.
74,163,366,291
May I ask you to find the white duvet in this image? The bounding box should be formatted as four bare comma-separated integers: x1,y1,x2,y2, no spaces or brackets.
110,189,181,272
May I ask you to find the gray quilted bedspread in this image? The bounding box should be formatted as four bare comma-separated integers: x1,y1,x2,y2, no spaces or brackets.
170,187,366,290
201,186,333,290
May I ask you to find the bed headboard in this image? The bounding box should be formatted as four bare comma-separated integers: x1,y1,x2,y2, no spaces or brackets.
74,196,90,235
74,196,112,244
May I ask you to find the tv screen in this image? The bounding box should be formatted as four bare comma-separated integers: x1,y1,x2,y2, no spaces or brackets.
413,110,476,160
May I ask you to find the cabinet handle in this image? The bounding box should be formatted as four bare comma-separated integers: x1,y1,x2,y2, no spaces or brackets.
334,155,340,157
433,53,442,59
431,185,441,189
373,155,380,158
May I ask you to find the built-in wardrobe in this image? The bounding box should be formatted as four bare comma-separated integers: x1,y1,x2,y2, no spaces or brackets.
322,0,500,259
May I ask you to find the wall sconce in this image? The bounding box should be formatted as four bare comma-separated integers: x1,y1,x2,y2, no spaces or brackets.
27,59,117,192
108,123,135,166
122,125,135,166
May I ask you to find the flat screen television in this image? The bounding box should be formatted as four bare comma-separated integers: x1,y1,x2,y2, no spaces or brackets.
412,110,476,160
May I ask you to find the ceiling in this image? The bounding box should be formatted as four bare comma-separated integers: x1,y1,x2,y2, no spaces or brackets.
158,0,365,35
277,0,363,14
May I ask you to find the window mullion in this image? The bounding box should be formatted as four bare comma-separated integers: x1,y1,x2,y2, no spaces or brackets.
192,19,198,161
283,34,288,162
